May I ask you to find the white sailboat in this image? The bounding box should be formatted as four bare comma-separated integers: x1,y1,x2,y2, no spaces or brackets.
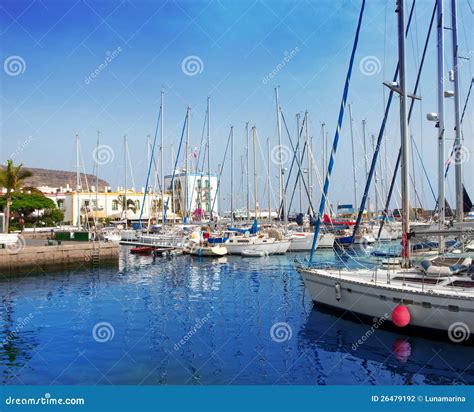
288,232,335,251
297,0,474,339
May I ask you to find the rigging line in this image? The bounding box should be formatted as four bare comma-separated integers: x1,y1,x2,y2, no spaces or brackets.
377,0,435,239
309,0,366,265
255,130,278,209
138,107,162,226
280,112,315,215
210,127,233,216
163,112,188,224
352,0,418,243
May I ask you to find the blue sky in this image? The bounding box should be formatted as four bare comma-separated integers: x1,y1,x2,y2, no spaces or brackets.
1,0,473,213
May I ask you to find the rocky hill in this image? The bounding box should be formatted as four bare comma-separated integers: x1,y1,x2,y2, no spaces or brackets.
7,167,110,192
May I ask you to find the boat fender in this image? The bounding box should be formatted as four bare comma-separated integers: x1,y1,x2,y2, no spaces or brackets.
335,283,342,301
391,305,410,327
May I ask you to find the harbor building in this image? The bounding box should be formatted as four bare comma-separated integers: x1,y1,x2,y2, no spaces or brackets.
164,172,218,219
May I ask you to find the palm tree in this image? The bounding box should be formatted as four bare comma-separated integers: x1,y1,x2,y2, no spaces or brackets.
116,194,137,220
0,160,32,232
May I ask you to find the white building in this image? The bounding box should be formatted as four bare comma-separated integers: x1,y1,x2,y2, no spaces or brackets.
61,190,173,225
164,172,218,219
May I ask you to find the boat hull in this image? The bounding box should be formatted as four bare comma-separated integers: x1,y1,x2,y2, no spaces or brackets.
288,233,335,251
225,239,290,255
297,267,474,336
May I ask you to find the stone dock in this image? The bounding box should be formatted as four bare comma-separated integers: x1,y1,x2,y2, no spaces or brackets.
0,242,119,275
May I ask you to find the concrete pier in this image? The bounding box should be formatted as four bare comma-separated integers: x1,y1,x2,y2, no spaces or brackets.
0,242,119,275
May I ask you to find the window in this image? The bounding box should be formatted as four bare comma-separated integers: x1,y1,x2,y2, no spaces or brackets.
134,200,140,210
205,180,210,188
112,200,119,211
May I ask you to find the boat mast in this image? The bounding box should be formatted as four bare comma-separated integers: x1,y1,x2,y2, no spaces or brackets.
397,0,411,267
450,0,463,221
95,130,100,229
252,126,258,219
185,106,190,223
207,97,212,221
296,113,302,213
309,0,365,264
348,103,357,214
305,112,312,213
436,0,446,250
246,122,250,223
362,119,369,215
230,126,234,225
372,133,378,216
160,90,165,227
75,133,81,228
124,135,128,227
275,87,283,222
267,137,271,221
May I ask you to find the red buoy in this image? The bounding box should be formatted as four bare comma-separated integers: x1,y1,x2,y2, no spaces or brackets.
391,305,410,327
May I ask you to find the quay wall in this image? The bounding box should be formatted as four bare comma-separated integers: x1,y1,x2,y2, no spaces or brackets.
0,243,119,275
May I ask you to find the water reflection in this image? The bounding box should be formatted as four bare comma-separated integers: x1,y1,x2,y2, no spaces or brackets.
300,307,474,384
0,247,471,385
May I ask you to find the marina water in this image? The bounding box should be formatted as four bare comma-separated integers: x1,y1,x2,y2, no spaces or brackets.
0,247,472,385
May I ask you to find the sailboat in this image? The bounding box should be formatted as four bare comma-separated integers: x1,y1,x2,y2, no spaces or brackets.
297,0,474,339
